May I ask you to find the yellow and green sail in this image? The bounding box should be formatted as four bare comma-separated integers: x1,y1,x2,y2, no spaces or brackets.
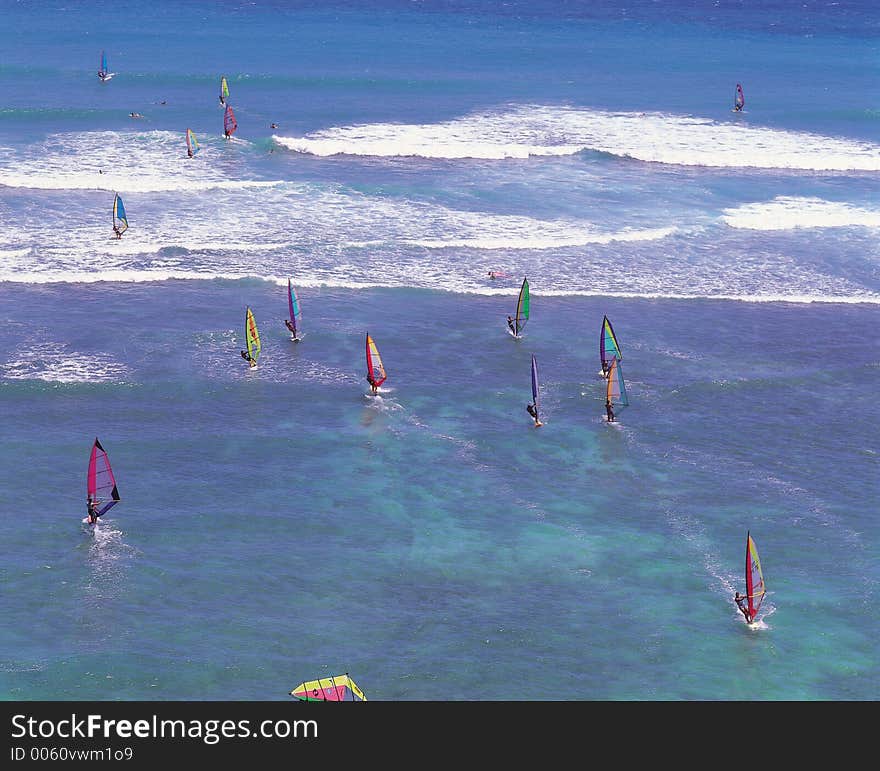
514,277,530,336
600,315,622,371
245,306,261,363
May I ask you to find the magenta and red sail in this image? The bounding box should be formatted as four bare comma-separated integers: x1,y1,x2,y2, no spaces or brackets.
87,437,120,518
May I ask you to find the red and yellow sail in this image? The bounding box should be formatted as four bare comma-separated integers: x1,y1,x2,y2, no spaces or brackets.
365,332,386,388
745,531,765,622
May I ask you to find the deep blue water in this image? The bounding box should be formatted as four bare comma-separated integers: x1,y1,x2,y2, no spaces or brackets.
1,1,878,701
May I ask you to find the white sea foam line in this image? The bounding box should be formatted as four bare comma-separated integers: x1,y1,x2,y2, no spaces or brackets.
2,268,878,305
722,196,880,230
0,178,670,261
0,130,281,192
2,343,128,383
275,104,880,170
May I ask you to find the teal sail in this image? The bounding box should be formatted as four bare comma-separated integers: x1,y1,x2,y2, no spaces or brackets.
112,192,128,237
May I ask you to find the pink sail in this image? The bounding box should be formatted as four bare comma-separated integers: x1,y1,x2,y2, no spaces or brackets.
87,437,120,517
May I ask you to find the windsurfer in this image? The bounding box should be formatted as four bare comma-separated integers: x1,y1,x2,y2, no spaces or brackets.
507,315,516,334
734,592,750,622
605,398,615,423
112,225,122,239
367,376,378,395
284,319,296,335
526,402,541,427
86,498,99,524
240,350,256,367
129,112,143,119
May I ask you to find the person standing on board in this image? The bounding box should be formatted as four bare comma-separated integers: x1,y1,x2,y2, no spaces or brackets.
240,349,256,368
86,497,100,525
367,375,379,395
605,398,615,423
734,592,750,622
526,402,542,427
507,315,516,335
112,225,123,239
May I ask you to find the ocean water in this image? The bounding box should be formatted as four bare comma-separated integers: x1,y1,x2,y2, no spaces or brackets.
1,1,878,701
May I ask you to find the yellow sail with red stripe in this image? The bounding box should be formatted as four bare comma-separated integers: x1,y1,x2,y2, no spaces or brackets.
745,531,765,622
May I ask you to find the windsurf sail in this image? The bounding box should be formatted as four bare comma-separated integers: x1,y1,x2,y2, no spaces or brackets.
87,437,120,517
112,192,128,235
365,332,387,388
224,104,237,137
734,83,745,111
286,278,302,338
513,277,530,336
600,315,622,372
185,128,200,157
745,531,765,622
290,673,366,702
531,353,541,421
606,357,629,410
220,76,229,104
245,306,261,364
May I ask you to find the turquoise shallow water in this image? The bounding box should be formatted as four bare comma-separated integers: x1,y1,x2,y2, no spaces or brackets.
1,282,877,700
1,1,878,700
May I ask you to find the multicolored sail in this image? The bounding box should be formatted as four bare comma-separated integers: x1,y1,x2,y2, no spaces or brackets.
290,673,366,702
219,76,229,105
600,315,622,372
224,104,237,137
365,332,387,389
745,531,765,623
185,128,200,157
112,193,128,235
87,437,120,518
285,278,302,339
245,306,261,364
734,83,745,112
606,357,629,410
513,277,530,336
531,353,541,422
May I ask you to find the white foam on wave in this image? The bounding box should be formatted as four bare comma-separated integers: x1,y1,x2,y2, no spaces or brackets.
2,342,128,384
0,130,280,192
275,104,880,171
722,196,880,230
